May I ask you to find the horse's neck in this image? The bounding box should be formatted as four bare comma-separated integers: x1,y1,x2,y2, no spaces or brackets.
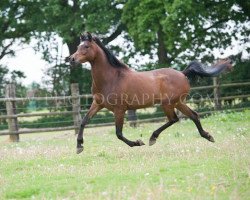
90,50,116,92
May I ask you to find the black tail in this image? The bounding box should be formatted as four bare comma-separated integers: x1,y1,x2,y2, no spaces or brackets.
182,59,233,79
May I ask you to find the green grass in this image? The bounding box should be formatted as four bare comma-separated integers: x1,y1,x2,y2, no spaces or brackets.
0,110,249,199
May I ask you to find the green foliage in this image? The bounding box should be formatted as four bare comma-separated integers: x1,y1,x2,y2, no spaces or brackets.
17,110,114,129
123,0,164,53
0,0,43,60
1,0,126,97
220,58,250,97
123,0,250,65
19,115,73,129
221,59,250,83
32,0,126,95
38,0,124,42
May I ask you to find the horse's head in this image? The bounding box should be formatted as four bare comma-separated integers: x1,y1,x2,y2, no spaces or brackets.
69,32,97,65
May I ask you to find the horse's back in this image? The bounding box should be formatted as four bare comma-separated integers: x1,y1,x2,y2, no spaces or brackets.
146,68,190,103
124,68,190,105
147,68,189,90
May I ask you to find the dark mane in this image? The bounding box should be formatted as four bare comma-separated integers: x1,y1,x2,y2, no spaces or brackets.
92,37,127,68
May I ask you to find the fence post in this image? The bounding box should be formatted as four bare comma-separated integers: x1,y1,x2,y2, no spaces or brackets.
213,77,221,110
5,84,19,142
71,83,81,134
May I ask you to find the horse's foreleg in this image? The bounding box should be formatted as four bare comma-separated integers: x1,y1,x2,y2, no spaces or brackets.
176,103,215,142
115,110,145,147
76,101,102,154
149,105,179,146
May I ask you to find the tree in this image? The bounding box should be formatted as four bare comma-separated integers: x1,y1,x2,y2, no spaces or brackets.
33,0,126,92
0,0,42,61
1,0,126,95
122,0,168,65
122,0,250,66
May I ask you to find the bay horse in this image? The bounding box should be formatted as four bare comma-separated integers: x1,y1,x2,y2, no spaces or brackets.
69,32,233,154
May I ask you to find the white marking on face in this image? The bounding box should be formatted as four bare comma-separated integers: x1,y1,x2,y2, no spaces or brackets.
80,41,86,46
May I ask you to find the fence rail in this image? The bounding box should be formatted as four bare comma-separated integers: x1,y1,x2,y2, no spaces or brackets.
0,80,250,141
0,94,92,102
191,81,250,90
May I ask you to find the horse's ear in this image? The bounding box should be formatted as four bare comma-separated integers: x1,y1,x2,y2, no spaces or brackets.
86,32,92,41
80,33,84,41
80,32,92,41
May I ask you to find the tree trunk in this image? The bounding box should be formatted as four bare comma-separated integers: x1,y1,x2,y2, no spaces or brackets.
67,38,84,85
157,28,169,66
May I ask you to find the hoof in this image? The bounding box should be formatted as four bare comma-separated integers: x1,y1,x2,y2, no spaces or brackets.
76,147,84,154
208,135,215,143
135,139,145,146
202,132,215,143
149,137,156,146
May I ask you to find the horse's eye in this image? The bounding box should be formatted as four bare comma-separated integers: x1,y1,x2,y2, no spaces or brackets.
85,45,90,49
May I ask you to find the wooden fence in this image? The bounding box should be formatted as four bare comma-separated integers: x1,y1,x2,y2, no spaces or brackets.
0,79,250,141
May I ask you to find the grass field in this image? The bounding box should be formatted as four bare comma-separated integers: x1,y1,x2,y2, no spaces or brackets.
0,110,249,199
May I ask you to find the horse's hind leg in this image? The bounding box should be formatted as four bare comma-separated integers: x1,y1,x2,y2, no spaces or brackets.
149,105,179,146
176,103,215,142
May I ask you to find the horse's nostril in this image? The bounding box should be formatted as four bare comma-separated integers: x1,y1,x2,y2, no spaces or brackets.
65,57,70,62
69,57,75,63
69,57,77,66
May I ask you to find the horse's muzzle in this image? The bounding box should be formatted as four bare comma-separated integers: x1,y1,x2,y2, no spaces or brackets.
66,56,78,66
